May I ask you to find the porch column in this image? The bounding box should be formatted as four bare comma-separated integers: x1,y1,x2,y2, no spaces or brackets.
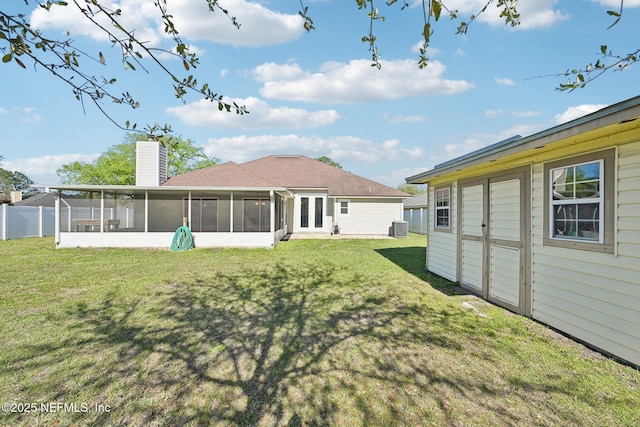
230,191,234,233
144,190,149,233
100,190,105,233
269,190,274,234
1,203,7,241
54,191,60,245
187,190,192,228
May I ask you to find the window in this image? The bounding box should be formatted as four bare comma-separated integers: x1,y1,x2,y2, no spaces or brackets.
243,199,270,232
315,197,323,228
434,186,451,231
301,197,309,228
544,149,614,253
338,200,349,215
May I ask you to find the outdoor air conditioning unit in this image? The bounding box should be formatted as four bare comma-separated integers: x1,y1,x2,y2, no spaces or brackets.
391,220,408,238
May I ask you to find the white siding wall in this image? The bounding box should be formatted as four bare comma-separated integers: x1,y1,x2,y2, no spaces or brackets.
531,142,640,366
334,199,403,235
426,183,458,281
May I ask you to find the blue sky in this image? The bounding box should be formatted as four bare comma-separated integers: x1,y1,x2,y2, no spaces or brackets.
2,0,640,188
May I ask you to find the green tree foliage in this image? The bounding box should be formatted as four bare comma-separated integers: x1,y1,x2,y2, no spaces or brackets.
0,167,34,202
56,133,219,185
397,184,426,196
0,1,634,133
315,156,343,169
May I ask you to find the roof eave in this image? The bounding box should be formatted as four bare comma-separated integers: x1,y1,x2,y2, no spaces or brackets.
40,184,288,192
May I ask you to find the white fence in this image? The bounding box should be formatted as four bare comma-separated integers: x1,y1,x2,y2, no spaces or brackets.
403,208,428,235
0,205,55,240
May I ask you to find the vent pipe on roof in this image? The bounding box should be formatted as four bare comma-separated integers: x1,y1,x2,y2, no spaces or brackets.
136,141,168,186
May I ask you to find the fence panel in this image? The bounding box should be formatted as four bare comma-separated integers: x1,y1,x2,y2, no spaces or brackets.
0,205,55,240
404,208,428,235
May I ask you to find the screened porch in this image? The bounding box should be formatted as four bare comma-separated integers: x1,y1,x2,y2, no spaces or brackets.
51,185,288,248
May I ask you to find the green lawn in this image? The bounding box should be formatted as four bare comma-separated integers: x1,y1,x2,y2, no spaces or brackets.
1,235,638,426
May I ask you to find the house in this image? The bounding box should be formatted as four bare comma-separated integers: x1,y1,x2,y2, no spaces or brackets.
406,96,640,367
403,192,428,234
47,146,408,249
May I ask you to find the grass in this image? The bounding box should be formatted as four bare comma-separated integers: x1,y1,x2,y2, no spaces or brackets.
0,234,639,426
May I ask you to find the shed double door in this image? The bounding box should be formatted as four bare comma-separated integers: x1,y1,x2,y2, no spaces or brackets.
458,168,530,315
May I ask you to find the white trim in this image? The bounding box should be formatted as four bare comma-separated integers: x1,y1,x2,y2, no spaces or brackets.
337,199,350,216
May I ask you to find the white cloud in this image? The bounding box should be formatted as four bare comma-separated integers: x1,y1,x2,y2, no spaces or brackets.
166,97,340,129
0,107,8,114
591,0,640,7
443,0,569,29
484,109,503,118
169,0,304,47
4,153,100,185
429,123,543,162
554,104,608,124
375,166,433,188
30,0,303,49
383,113,427,124
410,41,440,57
203,134,423,165
30,0,163,45
254,59,474,104
495,77,516,86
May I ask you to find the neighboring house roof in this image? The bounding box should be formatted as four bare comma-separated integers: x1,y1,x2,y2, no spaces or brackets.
407,95,640,183
14,192,106,208
13,192,53,207
403,192,428,208
164,155,408,198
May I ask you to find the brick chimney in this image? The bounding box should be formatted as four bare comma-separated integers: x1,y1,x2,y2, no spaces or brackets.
136,141,167,186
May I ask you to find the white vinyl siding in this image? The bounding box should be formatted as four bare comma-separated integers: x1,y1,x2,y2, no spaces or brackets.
531,142,640,366
333,199,402,235
426,184,457,281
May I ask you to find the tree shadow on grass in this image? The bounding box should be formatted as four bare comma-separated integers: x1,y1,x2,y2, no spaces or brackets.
375,246,464,295
3,259,638,426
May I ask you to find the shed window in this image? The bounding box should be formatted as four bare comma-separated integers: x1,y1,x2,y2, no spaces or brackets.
435,187,451,230
543,148,615,253
550,161,602,242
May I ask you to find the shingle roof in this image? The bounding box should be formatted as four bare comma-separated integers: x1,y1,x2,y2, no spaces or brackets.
163,155,408,198
162,161,275,188
403,192,428,208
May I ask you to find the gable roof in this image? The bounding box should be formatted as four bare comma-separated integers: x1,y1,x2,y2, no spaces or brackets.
163,155,407,198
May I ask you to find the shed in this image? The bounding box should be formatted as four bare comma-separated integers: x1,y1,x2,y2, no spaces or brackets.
406,96,640,367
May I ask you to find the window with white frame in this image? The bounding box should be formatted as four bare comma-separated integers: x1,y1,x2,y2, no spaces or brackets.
434,186,451,231
338,200,349,215
543,148,614,253
550,160,603,242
